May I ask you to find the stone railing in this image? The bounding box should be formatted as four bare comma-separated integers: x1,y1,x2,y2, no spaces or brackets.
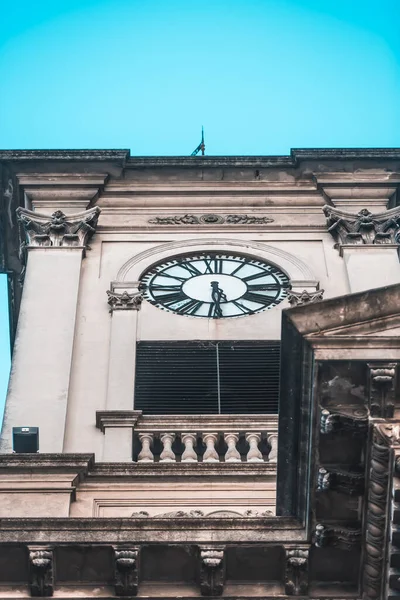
132,415,278,464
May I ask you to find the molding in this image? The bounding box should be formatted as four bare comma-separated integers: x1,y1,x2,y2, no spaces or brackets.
284,547,309,596
28,546,54,597
129,509,273,518
0,150,129,161
368,363,397,418
323,205,400,246
96,410,143,432
116,238,317,283
314,523,361,551
113,546,139,597
148,213,274,225
287,289,324,307
107,289,143,311
316,467,365,496
0,453,94,473
319,406,369,435
17,206,100,251
199,546,225,596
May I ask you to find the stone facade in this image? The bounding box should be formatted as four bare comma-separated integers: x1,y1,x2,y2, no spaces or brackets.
0,149,399,597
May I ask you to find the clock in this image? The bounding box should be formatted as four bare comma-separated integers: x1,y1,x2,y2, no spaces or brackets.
140,253,291,318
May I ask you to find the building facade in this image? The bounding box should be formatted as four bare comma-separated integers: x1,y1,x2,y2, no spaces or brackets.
0,149,399,598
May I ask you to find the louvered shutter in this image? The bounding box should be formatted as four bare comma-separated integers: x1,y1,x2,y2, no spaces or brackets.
134,341,280,414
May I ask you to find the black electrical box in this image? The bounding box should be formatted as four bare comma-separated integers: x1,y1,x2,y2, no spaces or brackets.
12,427,39,453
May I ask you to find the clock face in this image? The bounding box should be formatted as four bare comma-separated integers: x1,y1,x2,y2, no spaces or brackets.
140,253,291,318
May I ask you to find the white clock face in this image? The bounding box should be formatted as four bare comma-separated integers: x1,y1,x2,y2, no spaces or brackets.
140,253,291,318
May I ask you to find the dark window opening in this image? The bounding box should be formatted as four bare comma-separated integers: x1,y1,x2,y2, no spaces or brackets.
134,341,280,414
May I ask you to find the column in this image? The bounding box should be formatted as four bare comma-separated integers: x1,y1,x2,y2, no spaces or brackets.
102,285,142,462
0,207,100,453
323,205,400,293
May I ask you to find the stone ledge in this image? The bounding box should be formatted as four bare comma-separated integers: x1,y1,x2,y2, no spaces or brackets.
0,453,94,473
90,461,276,478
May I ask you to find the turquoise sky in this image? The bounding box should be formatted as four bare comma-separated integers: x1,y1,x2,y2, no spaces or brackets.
0,0,400,420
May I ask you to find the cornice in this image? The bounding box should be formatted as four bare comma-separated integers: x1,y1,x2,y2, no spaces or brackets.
0,453,94,473
0,150,130,162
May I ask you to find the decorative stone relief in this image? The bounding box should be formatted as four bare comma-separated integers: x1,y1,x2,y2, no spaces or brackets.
323,205,400,246
107,290,143,311
363,423,392,599
316,467,364,496
284,547,309,596
130,509,273,518
314,524,361,551
199,546,225,596
287,288,324,307
17,206,100,249
368,363,397,418
148,213,274,225
114,546,140,597
28,547,54,597
320,405,369,435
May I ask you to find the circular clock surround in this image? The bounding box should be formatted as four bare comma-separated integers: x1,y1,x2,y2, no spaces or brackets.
140,252,291,318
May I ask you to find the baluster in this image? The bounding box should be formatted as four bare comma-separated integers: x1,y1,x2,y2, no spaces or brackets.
245,433,263,462
267,433,278,463
138,433,154,462
203,433,219,462
160,433,176,462
224,433,241,462
181,433,198,462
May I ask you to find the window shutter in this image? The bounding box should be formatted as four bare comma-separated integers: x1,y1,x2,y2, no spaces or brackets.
134,341,280,415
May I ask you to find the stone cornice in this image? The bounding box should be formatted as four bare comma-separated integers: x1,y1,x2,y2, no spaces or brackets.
0,453,94,473
0,150,129,162
90,461,275,478
96,410,143,431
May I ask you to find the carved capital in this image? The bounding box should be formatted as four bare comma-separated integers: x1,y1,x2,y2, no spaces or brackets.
284,547,309,595
314,523,361,551
113,546,140,596
317,467,364,496
107,289,143,311
17,206,100,251
323,204,400,246
28,546,54,597
320,405,369,435
287,288,324,307
199,546,225,596
368,363,397,418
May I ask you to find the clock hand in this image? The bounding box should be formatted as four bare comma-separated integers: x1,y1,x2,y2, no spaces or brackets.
210,281,227,318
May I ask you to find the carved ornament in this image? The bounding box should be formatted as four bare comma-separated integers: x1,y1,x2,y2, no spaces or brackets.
323,205,400,246
17,206,100,249
363,424,392,599
284,547,309,596
130,509,273,518
368,363,397,418
148,213,274,225
199,546,225,596
317,467,364,496
314,523,361,551
107,289,143,311
114,546,139,597
320,405,369,435
29,547,54,597
287,288,324,307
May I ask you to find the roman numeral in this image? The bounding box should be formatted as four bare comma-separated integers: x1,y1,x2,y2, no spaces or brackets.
159,272,187,282
242,271,269,283
179,262,202,276
231,300,250,314
247,283,281,291
242,291,274,305
230,262,246,276
159,291,187,306
176,299,203,315
204,259,214,274
151,284,182,292
213,258,223,274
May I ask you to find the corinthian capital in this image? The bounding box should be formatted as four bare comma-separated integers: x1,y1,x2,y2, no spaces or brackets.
17,206,100,250
323,204,400,246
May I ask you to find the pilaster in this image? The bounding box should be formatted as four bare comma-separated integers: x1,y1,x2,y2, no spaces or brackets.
102,285,142,462
323,204,400,293
0,207,100,453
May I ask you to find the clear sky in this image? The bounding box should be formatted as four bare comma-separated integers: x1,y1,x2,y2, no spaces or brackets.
0,0,399,419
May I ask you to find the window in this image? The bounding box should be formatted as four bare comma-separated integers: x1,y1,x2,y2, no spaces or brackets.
134,341,280,414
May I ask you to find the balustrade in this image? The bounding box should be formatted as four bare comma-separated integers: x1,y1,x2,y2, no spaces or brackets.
132,415,278,464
